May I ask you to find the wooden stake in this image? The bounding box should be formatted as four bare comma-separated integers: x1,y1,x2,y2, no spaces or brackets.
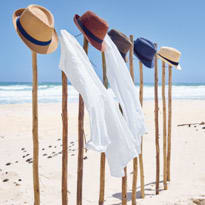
77,37,88,205
129,35,134,82
167,65,172,181
139,62,143,107
130,35,138,205
121,40,131,205
62,71,68,205
99,152,105,205
122,167,127,205
162,61,168,190
139,61,145,198
154,44,160,195
32,51,40,205
99,51,107,205
132,158,138,205
102,52,108,89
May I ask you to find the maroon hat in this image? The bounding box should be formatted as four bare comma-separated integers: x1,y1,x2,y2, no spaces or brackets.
74,11,109,51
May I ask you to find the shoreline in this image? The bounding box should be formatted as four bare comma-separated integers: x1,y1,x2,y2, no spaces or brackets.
1,98,205,105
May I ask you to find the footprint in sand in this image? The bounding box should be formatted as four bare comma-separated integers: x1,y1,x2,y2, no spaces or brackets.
26,158,32,162
14,182,20,186
3,179,9,182
192,198,205,205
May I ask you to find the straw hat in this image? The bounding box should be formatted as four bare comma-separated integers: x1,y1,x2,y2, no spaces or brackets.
12,4,58,54
134,38,156,68
157,47,181,70
74,11,109,51
108,29,132,62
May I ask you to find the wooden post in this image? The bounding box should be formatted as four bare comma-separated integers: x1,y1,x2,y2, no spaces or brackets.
99,153,105,205
167,65,172,181
99,52,107,205
102,52,108,89
132,158,138,205
130,35,138,205
154,44,160,195
77,37,88,205
121,53,128,204
122,167,127,205
129,35,134,82
62,71,68,205
32,51,40,205
139,61,145,198
162,61,168,190
139,62,143,107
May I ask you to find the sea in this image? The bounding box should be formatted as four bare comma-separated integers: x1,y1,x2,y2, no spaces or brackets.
0,82,205,104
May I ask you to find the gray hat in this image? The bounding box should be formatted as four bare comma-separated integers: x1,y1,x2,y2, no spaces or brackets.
108,29,132,62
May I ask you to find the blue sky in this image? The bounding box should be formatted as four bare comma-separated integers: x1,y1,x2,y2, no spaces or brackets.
1,0,205,83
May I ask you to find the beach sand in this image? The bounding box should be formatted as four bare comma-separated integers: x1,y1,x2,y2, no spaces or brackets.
0,100,205,204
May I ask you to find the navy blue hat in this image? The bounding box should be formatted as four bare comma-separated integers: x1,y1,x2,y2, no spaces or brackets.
134,38,157,68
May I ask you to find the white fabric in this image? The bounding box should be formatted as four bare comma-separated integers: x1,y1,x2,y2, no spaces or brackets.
104,34,146,154
59,30,138,177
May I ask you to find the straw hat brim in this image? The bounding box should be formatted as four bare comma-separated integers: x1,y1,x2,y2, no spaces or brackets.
12,8,58,54
74,14,106,52
157,54,181,70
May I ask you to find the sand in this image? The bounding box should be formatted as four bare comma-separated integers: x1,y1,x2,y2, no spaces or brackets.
0,100,205,204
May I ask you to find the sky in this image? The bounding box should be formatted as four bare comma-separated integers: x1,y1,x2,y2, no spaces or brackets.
0,0,205,83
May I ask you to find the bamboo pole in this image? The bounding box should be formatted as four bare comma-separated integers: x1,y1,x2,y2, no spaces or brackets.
167,65,172,181
129,35,137,205
139,61,145,198
62,71,68,205
99,51,107,205
77,37,88,205
32,51,40,205
154,44,160,195
162,61,168,190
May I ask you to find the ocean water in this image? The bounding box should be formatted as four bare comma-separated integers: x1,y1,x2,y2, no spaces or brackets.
0,82,205,104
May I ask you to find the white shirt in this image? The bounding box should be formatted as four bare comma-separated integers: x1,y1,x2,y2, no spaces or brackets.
104,34,146,154
59,30,138,177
